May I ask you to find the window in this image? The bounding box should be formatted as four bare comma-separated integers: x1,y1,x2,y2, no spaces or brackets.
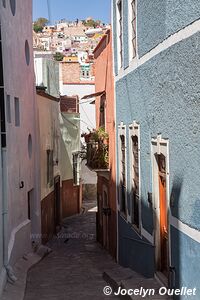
118,122,127,215
28,190,34,220
73,153,80,186
129,0,137,61
28,134,32,159
14,97,20,126
99,94,106,128
47,149,53,187
25,40,30,65
10,0,16,16
6,95,11,123
120,134,126,214
117,0,123,68
129,122,140,228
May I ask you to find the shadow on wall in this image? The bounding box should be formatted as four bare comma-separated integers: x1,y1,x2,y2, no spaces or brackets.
81,159,97,200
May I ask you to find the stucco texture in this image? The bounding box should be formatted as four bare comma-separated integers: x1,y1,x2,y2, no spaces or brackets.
116,32,200,232
137,0,200,57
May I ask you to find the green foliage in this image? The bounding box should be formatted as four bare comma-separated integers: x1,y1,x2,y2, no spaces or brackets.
53,52,64,62
33,17,48,32
33,24,43,33
82,19,101,28
91,127,109,141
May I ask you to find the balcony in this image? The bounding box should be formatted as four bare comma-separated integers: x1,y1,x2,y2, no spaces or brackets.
83,127,109,171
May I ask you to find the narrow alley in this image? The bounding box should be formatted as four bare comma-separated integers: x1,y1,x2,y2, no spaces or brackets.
23,197,170,300
24,197,117,300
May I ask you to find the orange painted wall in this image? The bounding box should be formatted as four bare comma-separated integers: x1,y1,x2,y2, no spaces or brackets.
94,29,117,258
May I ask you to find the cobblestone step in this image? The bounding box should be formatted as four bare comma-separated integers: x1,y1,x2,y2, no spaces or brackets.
103,267,171,300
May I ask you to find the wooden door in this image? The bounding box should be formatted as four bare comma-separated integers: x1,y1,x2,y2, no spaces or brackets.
158,154,168,276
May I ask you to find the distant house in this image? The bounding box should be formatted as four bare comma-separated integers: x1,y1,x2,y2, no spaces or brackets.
34,57,60,98
59,60,96,144
112,0,200,292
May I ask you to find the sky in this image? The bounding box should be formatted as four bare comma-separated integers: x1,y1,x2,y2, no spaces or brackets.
33,0,111,24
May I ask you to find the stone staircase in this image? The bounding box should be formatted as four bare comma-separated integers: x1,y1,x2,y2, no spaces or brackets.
103,265,171,299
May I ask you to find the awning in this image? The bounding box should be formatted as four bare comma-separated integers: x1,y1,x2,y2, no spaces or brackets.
81,90,105,100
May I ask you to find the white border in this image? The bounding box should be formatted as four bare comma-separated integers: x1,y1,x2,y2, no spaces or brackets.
170,215,200,244
128,121,141,230
118,122,128,217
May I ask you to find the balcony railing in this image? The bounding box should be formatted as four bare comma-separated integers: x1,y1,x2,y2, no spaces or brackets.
87,140,109,170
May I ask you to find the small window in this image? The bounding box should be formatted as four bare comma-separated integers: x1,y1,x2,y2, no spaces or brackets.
10,0,16,16
25,40,30,65
99,94,106,128
28,134,32,159
73,153,80,186
47,149,53,186
14,97,20,126
131,135,139,226
117,0,123,68
120,134,126,214
131,0,137,59
6,95,11,123
28,190,34,220
129,122,140,228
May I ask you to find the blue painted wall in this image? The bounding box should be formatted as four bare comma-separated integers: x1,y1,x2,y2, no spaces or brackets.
171,226,200,299
113,0,200,62
116,32,200,230
118,214,155,277
112,0,200,290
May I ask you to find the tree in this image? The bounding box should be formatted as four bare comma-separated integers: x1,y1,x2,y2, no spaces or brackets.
53,52,64,62
82,19,100,28
33,17,48,32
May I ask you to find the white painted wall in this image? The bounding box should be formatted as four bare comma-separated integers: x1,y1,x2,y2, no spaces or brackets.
0,0,40,292
37,93,61,200
59,82,96,141
60,112,80,181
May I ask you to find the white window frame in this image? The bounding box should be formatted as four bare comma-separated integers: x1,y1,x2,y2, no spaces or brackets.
116,0,123,70
129,121,141,230
151,135,171,268
118,122,128,218
128,0,138,63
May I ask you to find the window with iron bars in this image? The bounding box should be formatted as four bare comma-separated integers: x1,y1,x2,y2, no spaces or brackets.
131,135,139,227
131,0,136,59
118,0,123,68
120,134,126,214
73,152,80,186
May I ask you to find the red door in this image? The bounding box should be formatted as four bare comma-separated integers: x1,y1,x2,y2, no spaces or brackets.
158,154,168,276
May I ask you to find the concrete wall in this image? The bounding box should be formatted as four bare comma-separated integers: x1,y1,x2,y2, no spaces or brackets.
0,0,41,294
60,82,96,140
112,0,200,290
